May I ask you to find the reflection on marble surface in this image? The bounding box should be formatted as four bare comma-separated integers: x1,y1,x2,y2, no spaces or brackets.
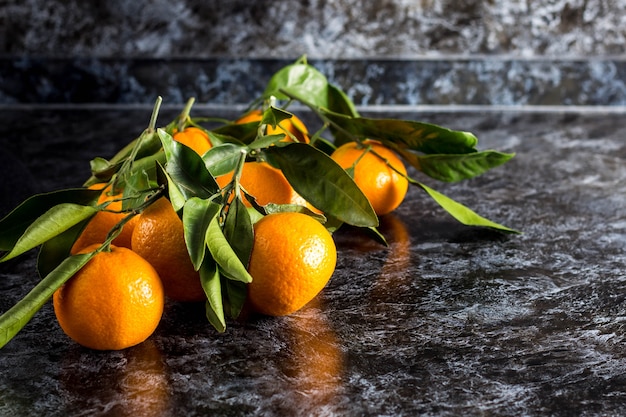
2,0,625,58
0,107,625,415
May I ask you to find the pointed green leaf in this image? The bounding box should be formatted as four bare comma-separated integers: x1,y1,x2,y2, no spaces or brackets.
203,143,246,177
183,197,220,270
156,162,187,212
37,218,91,278
199,257,226,333
224,280,247,319
416,182,520,233
405,151,516,182
222,197,253,265
1,204,98,262
263,143,378,228
206,217,253,283
320,110,478,154
0,251,95,348
262,63,330,108
0,189,100,252
158,128,219,201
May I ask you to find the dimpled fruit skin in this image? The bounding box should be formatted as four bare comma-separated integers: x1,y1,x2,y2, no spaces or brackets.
331,140,408,216
131,197,206,302
215,161,308,208
173,127,212,156
247,212,337,317
53,244,164,350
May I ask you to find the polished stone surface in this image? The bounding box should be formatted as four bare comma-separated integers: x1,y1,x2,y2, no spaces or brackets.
1,107,625,415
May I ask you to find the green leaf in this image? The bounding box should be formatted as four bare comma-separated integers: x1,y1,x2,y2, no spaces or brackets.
1,204,98,262
199,257,226,333
203,143,246,177
222,197,253,265
416,182,520,233
224,280,247,319
0,189,100,252
246,134,286,150
407,151,516,182
183,197,220,270
320,110,478,154
261,106,293,128
263,143,378,228
211,122,258,145
37,218,91,278
121,169,152,211
0,251,95,348
156,162,186,212
158,128,219,201
263,63,330,108
206,217,253,283
326,83,360,145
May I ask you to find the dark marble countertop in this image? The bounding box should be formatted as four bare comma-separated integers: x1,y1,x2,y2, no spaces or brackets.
1,106,625,416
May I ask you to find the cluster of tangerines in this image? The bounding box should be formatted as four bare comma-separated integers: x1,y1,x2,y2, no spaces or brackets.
53,109,410,351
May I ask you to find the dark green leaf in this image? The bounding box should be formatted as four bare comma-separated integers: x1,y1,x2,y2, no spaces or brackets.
0,251,95,348
222,197,253,266
263,63,330,108
416,181,520,233
206,217,253,283
203,143,245,177
1,204,98,262
158,129,219,201
0,189,100,252
320,110,478,155
408,151,516,182
183,197,220,270
224,280,247,319
211,122,258,145
37,218,91,278
263,143,378,228
199,257,226,332
261,106,293,128
246,134,286,150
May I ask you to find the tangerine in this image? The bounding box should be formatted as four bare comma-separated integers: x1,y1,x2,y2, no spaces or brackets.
131,197,206,302
331,140,408,215
247,212,336,316
215,161,308,208
173,126,212,156
236,109,309,143
71,184,138,254
53,244,164,350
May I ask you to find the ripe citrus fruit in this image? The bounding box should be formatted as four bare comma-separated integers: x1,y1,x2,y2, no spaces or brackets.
331,140,408,215
236,109,310,143
71,184,138,254
53,244,164,350
247,212,337,316
216,161,309,208
173,126,212,155
131,197,206,302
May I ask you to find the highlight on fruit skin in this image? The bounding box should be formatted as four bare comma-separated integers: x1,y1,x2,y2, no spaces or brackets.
172,126,213,156
331,140,409,216
53,244,165,351
246,212,337,317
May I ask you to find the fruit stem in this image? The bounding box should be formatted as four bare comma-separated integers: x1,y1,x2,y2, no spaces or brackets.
177,97,196,131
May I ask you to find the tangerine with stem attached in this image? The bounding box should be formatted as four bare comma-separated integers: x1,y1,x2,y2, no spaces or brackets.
247,212,337,316
71,184,138,254
331,140,408,215
53,244,164,350
215,161,309,208
236,109,310,143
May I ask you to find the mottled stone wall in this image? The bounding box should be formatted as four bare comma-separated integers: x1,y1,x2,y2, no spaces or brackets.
3,0,625,58
1,0,625,105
